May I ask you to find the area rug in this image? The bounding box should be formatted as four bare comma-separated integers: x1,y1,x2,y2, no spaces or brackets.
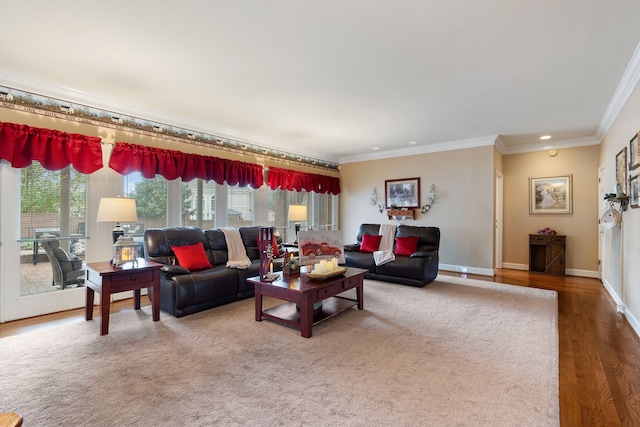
0,275,559,426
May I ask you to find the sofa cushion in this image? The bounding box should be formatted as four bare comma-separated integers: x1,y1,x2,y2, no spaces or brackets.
376,255,428,281
361,234,382,253
204,229,229,266
395,236,420,256
343,251,377,273
145,227,208,266
171,242,213,271
397,225,440,252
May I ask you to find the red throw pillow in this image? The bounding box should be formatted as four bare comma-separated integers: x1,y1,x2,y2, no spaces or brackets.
395,236,420,256
361,234,382,253
171,242,212,271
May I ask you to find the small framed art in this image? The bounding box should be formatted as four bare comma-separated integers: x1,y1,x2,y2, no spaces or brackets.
630,132,640,171
616,147,628,195
630,174,639,208
529,175,573,214
385,177,421,209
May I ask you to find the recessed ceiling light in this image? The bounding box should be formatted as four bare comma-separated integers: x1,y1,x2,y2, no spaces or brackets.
540,135,551,140
372,147,379,151
408,141,417,145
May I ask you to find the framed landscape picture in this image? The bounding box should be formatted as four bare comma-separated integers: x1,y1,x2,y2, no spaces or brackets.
616,147,628,195
529,175,573,214
385,177,421,209
630,132,640,171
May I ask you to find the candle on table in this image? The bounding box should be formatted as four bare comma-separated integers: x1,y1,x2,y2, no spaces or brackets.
269,262,273,274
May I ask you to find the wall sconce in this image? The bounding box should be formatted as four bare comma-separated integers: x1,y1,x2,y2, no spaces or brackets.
370,188,385,214
421,184,437,213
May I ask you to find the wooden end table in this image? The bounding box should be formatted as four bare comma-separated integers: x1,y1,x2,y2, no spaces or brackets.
84,259,163,335
247,267,367,338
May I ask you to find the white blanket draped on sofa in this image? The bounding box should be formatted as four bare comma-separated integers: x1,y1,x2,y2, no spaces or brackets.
221,227,252,269
373,224,396,266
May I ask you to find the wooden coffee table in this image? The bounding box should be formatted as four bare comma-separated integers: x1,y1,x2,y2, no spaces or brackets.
248,267,367,338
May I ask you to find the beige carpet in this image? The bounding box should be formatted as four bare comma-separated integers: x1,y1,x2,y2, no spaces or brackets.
0,275,559,426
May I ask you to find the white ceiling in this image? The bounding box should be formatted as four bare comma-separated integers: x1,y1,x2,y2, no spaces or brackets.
1,1,640,164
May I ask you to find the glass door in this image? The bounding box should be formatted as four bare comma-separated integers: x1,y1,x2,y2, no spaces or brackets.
1,162,86,322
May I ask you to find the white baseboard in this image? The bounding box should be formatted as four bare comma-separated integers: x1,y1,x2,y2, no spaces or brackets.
565,268,599,278
498,263,599,278
600,277,640,338
439,264,494,277
625,309,640,338
502,262,527,271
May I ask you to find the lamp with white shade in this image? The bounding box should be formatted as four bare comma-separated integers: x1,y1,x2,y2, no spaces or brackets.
97,197,138,243
288,204,307,244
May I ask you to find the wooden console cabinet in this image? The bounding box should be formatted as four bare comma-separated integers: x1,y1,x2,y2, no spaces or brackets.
529,234,566,276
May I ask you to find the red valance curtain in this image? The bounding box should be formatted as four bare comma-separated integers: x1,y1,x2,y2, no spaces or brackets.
0,121,103,173
109,142,264,188
267,166,341,195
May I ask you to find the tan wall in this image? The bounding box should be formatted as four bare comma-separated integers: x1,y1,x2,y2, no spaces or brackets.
340,145,495,273
502,146,600,274
599,81,640,329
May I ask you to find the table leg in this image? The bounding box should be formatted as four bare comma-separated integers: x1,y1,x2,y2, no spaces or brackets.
151,285,160,322
300,295,314,338
254,285,263,322
133,289,141,309
85,287,95,320
357,283,364,310
100,288,111,335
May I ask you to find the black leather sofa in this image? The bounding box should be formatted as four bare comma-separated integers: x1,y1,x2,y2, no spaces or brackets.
343,224,440,287
143,226,280,317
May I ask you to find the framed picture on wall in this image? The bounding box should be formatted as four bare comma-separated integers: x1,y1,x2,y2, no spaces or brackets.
616,147,628,195
385,177,421,209
630,132,640,170
529,175,573,214
630,174,639,208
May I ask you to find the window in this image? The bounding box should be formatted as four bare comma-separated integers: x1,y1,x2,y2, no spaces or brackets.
268,187,288,236
182,179,216,228
124,172,167,231
316,192,335,230
228,185,254,228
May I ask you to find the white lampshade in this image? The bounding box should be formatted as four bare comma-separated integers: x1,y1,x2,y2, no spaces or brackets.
288,205,307,221
97,197,138,223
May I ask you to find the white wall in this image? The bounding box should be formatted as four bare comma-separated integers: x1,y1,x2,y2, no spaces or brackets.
600,82,640,336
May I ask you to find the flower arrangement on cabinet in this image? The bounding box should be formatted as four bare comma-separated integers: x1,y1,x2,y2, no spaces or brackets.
537,227,557,235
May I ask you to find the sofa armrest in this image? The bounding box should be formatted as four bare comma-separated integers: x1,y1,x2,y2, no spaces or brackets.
410,250,435,259
343,243,361,252
161,265,191,275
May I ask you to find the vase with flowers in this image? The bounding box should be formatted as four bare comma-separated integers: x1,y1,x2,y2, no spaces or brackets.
537,227,557,235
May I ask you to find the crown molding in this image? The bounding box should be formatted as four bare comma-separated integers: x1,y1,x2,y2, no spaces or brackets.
494,136,508,154
339,135,499,164
597,41,640,140
499,135,600,155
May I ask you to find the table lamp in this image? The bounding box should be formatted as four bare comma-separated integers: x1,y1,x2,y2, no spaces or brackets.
97,197,138,243
288,204,307,244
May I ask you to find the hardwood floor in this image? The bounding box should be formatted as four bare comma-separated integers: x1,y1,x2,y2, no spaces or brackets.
1,269,639,426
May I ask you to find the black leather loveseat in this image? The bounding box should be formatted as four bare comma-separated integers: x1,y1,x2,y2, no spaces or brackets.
343,224,440,287
143,226,280,317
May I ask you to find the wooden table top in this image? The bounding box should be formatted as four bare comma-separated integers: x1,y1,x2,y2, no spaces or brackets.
0,412,23,427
